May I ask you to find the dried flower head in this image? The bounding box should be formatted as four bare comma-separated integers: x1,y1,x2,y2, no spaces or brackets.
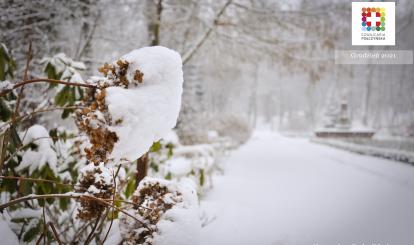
119,179,183,245
75,163,114,220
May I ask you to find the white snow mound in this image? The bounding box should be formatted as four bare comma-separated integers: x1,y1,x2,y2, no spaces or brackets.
106,46,184,161
152,178,201,245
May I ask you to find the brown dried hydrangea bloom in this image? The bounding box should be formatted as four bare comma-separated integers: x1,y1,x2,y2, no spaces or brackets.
75,59,144,164
120,180,183,244
75,163,114,220
74,59,144,221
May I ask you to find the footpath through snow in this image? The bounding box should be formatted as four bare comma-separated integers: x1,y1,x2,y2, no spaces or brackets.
201,131,414,245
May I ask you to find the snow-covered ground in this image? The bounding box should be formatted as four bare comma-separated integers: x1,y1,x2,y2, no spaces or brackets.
201,131,414,245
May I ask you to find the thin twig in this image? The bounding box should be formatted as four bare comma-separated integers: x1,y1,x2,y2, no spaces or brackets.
0,105,84,131
84,212,102,245
35,233,45,245
1,133,79,164
0,176,73,187
0,193,151,230
0,78,97,97
98,197,152,210
42,206,46,245
0,193,81,210
48,222,63,245
15,105,84,124
100,165,121,244
70,221,93,242
182,0,232,64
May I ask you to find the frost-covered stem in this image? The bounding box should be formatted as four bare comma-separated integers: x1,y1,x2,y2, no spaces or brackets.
17,106,84,121
0,106,85,131
0,78,97,97
41,206,47,245
0,193,152,230
0,193,81,210
0,176,73,187
84,212,102,245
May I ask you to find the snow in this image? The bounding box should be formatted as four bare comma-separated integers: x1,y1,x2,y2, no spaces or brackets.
165,157,192,177
152,178,201,245
78,162,113,189
201,131,414,245
0,80,13,90
42,53,85,83
151,142,218,193
162,130,180,145
16,124,57,175
119,177,200,245
103,219,123,244
0,219,18,245
10,208,42,219
105,46,184,162
312,137,414,165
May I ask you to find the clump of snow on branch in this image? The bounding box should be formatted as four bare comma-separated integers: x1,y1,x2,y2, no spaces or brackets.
16,124,57,174
76,46,183,164
119,177,200,245
105,46,184,162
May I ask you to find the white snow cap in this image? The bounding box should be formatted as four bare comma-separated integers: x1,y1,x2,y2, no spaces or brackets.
152,178,201,245
106,46,184,161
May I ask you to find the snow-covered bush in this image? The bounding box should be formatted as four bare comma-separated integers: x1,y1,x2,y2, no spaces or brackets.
42,53,86,119
209,113,252,146
119,177,200,245
0,45,191,244
145,128,244,196
15,124,57,174
42,53,86,83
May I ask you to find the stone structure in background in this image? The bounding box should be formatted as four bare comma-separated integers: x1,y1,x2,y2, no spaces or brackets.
316,94,374,139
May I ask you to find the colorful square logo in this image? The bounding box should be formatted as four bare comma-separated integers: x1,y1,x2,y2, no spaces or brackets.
361,7,386,32
352,2,395,46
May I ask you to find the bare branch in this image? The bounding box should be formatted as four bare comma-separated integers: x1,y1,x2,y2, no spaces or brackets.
0,78,97,97
0,176,73,187
48,222,63,245
0,193,152,231
182,0,232,64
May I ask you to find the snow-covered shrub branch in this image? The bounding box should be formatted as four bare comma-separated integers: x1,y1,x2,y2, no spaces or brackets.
119,178,200,245
0,44,200,244
76,46,183,164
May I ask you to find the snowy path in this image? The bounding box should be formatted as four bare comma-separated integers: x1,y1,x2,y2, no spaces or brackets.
200,132,414,245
